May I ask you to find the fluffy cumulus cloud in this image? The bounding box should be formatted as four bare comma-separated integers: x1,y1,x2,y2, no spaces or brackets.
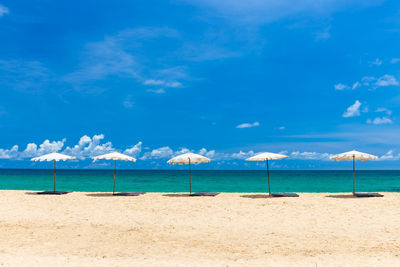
2,137,387,164
141,147,219,160
0,4,9,16
124,142,142,157
236,121,260,128
0,134,133,160
198,148,216,158
367,117,392,125
22,139,66,157
375,74,399,87
379,150,400,161
361,74,398,88
231,150,255,159
343,100,361,118
0,145,19,159
144,146,174,160
64,134,115,158
0,139,66,160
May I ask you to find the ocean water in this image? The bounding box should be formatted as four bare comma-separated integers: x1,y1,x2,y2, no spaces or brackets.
0,169,400,193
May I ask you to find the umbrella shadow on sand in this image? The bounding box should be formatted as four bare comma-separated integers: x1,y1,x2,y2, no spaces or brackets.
326,193,383,198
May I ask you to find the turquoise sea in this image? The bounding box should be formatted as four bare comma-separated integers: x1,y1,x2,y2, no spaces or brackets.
0,169,400,193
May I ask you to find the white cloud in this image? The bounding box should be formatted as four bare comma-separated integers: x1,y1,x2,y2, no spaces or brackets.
279,126,286,130
24,139,66,157
147,88,166,94
361,76,375,86
143,146,174,160
375,74,398,87
63,134,114,159
335,81,362,90
236,121,260,128
379,150,400,161
367,117,392,125
0,4,9,16
334,83,349,90
343,100,361,118
231,150,255,159
141,146,220,160
352,74,399,89
0,145,18,159
198,148,216,158
124,142,142,157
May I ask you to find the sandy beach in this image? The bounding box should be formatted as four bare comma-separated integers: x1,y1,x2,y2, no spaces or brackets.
0,191,399,266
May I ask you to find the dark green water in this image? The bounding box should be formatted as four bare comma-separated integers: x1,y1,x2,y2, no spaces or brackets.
0,169,399,193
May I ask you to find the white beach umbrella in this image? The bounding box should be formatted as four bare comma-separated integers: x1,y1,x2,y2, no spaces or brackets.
246,152,288,196
167,153,211,195
330,150,377,195
31,152,76,193
93,152,136,195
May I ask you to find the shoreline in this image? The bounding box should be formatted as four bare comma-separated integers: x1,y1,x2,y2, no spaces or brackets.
1,191,399,266
0,189,400,195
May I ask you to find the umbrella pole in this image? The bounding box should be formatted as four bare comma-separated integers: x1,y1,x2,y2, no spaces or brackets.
353,155,355,195
113,160,116,195
53,160,56,192
189,159,192,195
266,159,271,197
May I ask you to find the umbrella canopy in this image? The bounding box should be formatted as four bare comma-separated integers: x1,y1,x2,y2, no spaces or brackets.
330,150,377,195
246,152,288,196
246,152,288,161
168,152,210,165
168,153,211,194
31,152,76,162
92,152,136,194
330,150,377,161
31,152,76,192
93,152,136,162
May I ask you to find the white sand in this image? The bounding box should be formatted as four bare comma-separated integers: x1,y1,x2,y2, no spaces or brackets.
0,191,400,266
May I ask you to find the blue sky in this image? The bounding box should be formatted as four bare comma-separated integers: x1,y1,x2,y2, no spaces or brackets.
1,0,400,169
